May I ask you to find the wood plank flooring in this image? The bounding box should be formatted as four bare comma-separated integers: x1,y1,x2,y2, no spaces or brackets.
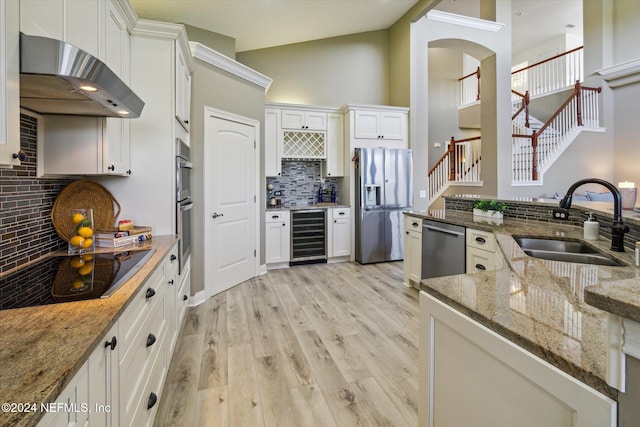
154,261,419,427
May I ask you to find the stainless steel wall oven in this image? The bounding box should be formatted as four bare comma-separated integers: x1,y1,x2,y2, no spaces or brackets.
176,138,193,273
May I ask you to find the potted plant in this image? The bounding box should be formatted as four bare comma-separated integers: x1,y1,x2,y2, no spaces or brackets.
473,199,507,219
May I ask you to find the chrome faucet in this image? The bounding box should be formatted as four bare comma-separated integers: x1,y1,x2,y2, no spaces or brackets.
559,178,630,252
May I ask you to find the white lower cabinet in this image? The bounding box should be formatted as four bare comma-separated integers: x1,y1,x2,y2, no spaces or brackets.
404,216,423,287
327,207,351,259
419,292,616,427
37,243,183,427
88,322,119,427
265,210,290,268
37,363,90,427
466,228,504,273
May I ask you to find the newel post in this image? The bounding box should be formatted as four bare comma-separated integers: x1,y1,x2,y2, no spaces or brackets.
448,137,456,181
531,131,538,181
476,67,481,101
575,80,583,126
524,91,530,128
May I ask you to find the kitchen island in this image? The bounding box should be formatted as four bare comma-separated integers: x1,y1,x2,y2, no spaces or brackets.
0,235,179,427
407,199,640,427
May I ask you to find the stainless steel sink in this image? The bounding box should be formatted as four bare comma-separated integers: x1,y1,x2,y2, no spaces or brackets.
513,237,623,266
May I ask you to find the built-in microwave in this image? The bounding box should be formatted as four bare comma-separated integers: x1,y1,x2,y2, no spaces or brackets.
176,138,192,273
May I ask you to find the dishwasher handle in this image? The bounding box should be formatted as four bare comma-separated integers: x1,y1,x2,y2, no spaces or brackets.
423,223,465,237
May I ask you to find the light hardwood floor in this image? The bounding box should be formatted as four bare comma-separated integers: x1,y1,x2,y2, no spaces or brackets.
154,261,419,426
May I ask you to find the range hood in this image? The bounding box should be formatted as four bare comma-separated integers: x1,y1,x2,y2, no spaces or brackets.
19,33,145,118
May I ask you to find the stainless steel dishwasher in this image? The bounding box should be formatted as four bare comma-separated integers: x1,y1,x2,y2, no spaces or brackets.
422,220,466,278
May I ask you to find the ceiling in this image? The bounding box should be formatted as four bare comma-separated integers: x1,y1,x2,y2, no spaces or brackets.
129,0,582,54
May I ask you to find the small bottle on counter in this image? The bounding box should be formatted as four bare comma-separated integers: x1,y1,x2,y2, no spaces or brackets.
584,212,599,241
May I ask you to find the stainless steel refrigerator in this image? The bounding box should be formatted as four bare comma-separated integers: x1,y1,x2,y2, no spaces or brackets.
355,148,413,264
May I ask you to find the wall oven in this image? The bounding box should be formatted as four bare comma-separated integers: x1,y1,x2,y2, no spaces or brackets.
176,138,193,273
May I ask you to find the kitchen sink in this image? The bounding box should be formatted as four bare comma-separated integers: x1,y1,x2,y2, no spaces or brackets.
513,237,623,266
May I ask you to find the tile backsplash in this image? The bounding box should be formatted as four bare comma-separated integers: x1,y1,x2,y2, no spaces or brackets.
0,114,74,274
267,160,340,207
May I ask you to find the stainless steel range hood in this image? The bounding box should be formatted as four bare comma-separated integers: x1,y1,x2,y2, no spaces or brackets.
19,33,145,118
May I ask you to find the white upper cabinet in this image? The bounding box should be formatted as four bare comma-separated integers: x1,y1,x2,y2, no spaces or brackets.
324,112,344,177
0,0,20,168
354,110,406,140
20,0,100,60
282,109,327,130
265,107,282,177
175,42,192,132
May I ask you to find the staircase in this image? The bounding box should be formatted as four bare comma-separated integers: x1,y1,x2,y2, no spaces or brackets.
511,81,602,183
428,46,599,203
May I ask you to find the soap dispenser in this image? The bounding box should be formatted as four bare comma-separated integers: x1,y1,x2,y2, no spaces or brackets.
584,212,599,241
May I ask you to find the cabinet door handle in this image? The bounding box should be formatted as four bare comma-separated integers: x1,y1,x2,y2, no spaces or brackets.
170,254,177,261
412,222,419,227
145,288,156,299
339,212,345,216
184,120,189,124
475,237,486,243
104,336,117,351
475,264,486,270
272,215,279,219
183,294,188,301
146,333,157,347
147,392,158,410
169,279,174,285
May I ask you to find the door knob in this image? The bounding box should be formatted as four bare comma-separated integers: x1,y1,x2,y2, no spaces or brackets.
211,212,224,219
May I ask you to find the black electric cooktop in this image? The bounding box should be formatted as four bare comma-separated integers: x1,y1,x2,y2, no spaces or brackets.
0,249,155,311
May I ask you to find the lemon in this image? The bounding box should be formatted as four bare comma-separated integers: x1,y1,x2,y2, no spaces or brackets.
78,264,93,276
71,278,85,290
72,213,85,224
81,238,93,248
69,235,85,247
82,254,93,261
77,227,93,238
70,257,85,268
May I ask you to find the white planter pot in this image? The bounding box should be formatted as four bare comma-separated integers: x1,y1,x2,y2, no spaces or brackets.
473,208,504,219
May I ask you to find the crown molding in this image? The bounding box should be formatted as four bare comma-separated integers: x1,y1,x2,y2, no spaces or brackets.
426,10,504,32
595,58,640,88
190,42,272,91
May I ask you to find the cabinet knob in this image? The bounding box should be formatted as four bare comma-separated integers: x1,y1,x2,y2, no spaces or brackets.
184,120,189,124
183,294,188,301
170,254,177,261
406,231,409,235
147,392,158,410
104,336,117,351
334,220,337,223
126,169,132,175
12,150,26,161
169,279,174,285
108,165,115,171
282,223,286,226
475,264,486,270
145,288,156,299
146,333,157,347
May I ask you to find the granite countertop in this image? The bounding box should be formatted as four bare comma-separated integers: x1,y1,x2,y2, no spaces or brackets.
406,210,640,399
0,235,178,427
265,203,351,211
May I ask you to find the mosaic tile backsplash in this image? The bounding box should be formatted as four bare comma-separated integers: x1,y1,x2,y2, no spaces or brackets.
0,114,74,274
266,160,340,208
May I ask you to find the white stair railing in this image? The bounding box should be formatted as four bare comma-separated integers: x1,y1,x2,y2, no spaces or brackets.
512,83,601,182
512,46,583,98
428,137,482,200
459,67,481,107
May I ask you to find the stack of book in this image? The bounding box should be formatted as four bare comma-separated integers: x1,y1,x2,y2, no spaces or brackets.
94,226,153,248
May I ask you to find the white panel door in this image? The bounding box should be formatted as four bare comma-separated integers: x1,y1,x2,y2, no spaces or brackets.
206,113,257,296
